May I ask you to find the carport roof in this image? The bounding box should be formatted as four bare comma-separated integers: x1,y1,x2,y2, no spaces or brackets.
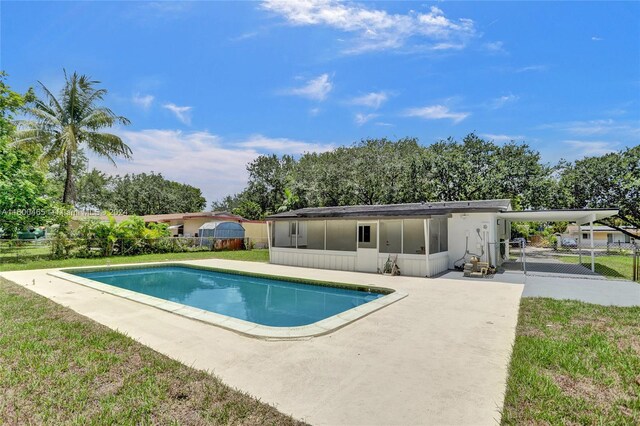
497,209,618,224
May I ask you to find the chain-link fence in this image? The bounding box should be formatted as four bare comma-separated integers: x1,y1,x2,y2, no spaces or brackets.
500,239,639,281
0,236,268,265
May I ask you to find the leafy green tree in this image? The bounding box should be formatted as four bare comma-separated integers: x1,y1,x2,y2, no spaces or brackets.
231,200,263,220
557,146,640,237
421,134,550,208
0,72,54,237
76,168,113,210
243,154,295,215
211,193,243,212
14,71,131,204
277,188,301,212
108,172,206,215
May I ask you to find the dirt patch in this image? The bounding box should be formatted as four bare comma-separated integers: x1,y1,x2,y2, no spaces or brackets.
551,373,631,409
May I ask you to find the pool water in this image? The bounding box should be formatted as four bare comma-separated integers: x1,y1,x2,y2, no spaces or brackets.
73,266,384,327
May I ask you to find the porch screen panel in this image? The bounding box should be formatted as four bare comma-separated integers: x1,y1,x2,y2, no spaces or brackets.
326,220,357,251
379,220,401,253
298,220,325,250
429,216,449,254
273,221,295,248
403,219,425,254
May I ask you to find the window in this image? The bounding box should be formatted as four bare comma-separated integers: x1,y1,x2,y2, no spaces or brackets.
582,233,589,240
358,225,370,243
326,220,357,251
379,220,402,253
357,223,377,249
429,216,448,254
290,222,297,236
403,219,425,254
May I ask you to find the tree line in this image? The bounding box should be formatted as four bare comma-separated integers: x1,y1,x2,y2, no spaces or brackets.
213,135,639,237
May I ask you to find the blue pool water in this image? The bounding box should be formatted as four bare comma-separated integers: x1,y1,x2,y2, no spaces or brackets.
73,266,384,327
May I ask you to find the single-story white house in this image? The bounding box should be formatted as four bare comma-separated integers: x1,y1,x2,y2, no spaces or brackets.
266,200,618,277
564,224,637,246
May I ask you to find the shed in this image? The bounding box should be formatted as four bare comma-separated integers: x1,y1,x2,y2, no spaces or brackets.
198,221,245,239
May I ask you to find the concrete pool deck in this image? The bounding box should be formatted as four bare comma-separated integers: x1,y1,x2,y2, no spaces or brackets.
1,260,524,425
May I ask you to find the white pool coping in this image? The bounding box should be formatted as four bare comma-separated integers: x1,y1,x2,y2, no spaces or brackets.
47,265,407,340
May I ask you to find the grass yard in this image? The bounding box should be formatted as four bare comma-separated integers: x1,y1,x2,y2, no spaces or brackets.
502,298,640,425
0,277,303,425
0,249,270,272
557,255,635,281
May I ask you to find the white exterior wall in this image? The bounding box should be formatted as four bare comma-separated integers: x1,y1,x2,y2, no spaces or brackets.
447,213,501,269
270,247,357,271
377,254,427,277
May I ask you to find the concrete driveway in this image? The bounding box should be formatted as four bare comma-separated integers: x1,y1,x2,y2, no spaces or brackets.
441,270,640,307
1,260,523,425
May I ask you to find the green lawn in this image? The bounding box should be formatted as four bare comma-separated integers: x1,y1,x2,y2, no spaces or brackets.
557,254,635,281
0,277,302,425
502,298,640,425
0,249,270,272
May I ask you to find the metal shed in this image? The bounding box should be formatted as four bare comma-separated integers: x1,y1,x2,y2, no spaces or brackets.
198,221,245,239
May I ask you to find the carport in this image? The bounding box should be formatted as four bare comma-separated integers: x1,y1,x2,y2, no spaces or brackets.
498,208,618,273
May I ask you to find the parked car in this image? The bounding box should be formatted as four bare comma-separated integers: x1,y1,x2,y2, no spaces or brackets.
511,237,526,245
561,237,577,248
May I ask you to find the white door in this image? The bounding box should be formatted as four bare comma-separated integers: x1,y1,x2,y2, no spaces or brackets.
356,221,378,272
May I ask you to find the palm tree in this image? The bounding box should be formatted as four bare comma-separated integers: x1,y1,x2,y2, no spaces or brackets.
14,71,131,204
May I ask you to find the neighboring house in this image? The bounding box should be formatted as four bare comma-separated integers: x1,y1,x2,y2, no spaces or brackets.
71,211,268,245
564,224,638,246
265,200,618,277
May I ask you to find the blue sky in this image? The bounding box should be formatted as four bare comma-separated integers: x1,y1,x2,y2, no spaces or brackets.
2,1,639,203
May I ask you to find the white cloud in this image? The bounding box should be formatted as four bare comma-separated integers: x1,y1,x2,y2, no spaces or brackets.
237,134,335,153
515,64,548,73
480,133,525,142
262,1,476,54
404,105,469,123
283,74,333,101
541,119,640,137
163,103,192,125
88,129,334,203
354,113,378,125
484,41,506,53
349,91,389,109
375,121,394,127
491,94,519,109
230,31,259,42
132,93,154,109
89,129,255,203
591,36,603,41
309,107,321,116
564,140,618,156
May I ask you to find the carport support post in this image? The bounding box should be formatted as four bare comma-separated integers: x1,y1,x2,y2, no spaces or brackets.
578,227,582,265
590,221,595,272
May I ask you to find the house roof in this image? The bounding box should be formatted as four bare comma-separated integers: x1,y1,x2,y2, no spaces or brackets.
266,199,512,220
72,211,244,223
144,211,242,223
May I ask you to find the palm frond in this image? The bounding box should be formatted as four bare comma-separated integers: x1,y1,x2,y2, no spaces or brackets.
85,132,133,164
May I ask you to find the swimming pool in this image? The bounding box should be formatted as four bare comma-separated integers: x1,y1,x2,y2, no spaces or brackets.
62,265,398,332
